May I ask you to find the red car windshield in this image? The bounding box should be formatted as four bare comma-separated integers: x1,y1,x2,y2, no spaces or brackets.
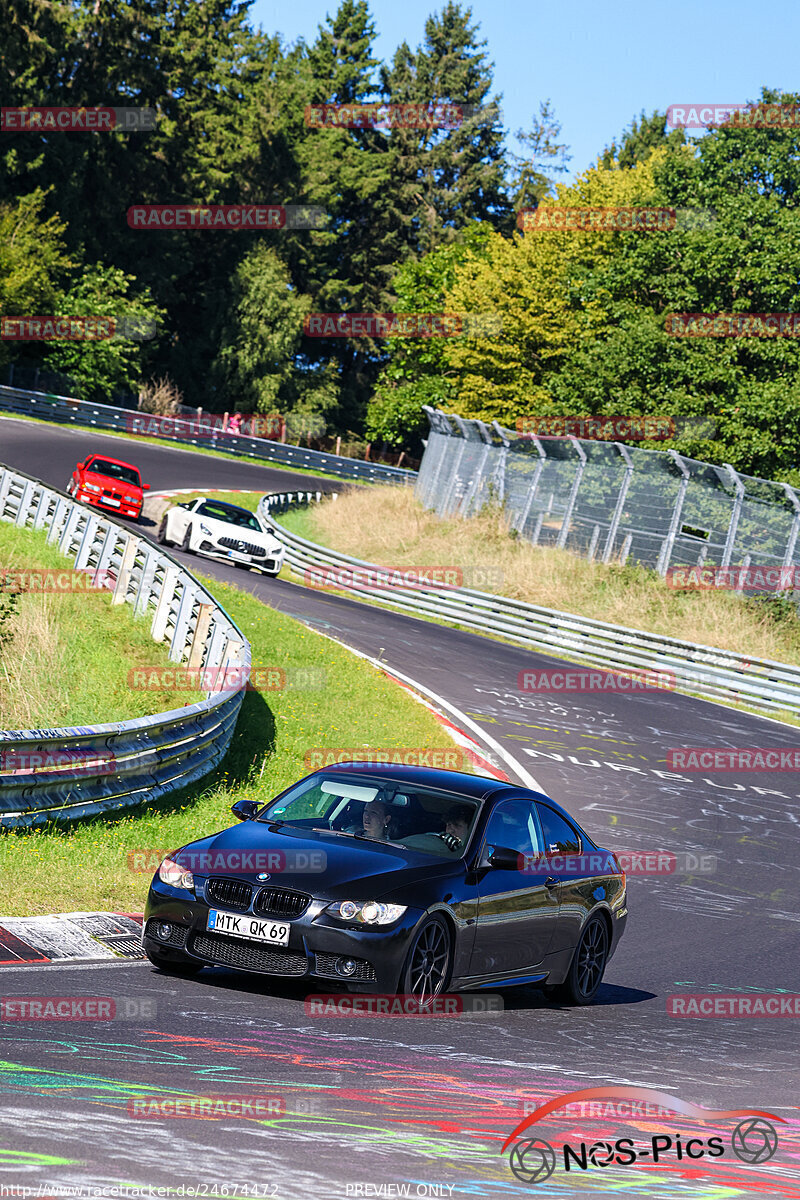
86,459,141,487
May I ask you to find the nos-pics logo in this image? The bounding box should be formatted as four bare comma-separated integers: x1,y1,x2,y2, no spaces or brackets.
503,1088,782,1184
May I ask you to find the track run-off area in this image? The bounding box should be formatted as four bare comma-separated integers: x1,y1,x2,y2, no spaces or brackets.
1,416,798,1200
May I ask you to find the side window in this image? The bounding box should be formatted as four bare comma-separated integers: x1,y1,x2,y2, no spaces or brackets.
537,804,581,855
483,800,541,859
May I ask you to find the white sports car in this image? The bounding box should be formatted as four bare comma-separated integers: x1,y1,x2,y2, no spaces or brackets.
157,497,285,576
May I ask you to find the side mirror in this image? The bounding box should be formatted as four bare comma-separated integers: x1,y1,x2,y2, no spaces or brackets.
142,483,151,491
231,799,257,821
481,845,520,871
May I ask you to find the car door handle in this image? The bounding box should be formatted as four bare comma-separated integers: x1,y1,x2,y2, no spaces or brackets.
545,877,559,889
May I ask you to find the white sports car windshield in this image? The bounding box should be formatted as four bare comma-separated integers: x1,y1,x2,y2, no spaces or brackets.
196,501,261,532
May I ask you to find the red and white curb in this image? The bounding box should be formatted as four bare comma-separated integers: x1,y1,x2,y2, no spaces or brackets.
0,911,144,965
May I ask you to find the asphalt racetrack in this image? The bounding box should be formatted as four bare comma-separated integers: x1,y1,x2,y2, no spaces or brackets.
1,416,799,1199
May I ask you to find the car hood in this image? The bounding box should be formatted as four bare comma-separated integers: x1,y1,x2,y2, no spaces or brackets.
175,821,462,900
195,512,281,550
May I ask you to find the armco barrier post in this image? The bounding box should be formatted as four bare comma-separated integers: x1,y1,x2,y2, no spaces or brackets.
113,538,139,605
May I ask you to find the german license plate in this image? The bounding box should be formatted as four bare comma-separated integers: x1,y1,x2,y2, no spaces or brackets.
103,496,120,506
206,910,290,946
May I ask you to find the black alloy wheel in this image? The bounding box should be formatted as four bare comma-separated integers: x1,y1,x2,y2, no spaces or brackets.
400,915,453,1007
549,916,609,1006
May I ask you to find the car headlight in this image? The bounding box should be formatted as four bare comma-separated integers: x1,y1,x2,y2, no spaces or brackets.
158,856,194,890
327,900,407,925
83,482,101,492
199,523,213,536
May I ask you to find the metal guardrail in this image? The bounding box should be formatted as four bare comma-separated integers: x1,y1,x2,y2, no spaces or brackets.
261,491,800,720
0,384,417,485
0,464,250,827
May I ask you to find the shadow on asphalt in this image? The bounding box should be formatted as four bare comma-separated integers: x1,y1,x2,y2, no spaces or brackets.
144,965,656,1012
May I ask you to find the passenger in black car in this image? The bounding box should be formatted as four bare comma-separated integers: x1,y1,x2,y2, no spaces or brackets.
361,800,392,840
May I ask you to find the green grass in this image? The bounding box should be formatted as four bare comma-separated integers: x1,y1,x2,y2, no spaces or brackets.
277,504,322,542
0,519,199,728
0,568,467,915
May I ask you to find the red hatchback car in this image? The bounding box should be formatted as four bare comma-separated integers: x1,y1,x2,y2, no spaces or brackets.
67,454,149,520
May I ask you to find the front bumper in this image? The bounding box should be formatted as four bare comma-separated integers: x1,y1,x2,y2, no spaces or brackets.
195,540,284,574
144,880,422,992
78,489,141,519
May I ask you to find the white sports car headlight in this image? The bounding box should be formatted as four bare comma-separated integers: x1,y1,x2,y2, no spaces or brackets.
326,900,406,925
199,523,213,536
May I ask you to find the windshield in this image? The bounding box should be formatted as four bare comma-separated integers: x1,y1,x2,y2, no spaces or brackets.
196,501,261,531
87,459,141,486
258,774,482,859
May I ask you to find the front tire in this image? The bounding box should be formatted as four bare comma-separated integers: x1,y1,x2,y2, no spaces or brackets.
399,915,453,1007
156,515,169,545
181,526,193,554
547,915,609,1006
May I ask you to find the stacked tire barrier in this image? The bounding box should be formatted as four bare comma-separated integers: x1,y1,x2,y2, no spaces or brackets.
0,464,250,827
261,491,800,720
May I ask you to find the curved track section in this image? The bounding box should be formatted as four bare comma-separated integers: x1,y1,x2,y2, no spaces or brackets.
1,415,798,1200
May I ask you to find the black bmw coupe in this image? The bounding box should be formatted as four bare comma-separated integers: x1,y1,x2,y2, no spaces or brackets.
143,762,627,1005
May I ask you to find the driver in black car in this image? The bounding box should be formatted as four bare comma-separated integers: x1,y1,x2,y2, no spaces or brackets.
439,804,473,850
